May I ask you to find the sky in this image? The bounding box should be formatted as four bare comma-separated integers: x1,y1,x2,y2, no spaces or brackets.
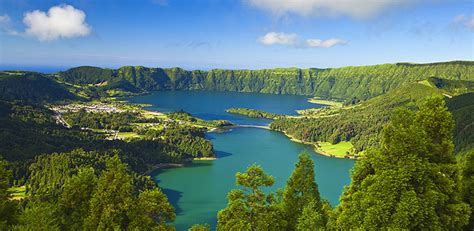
0,0,473,71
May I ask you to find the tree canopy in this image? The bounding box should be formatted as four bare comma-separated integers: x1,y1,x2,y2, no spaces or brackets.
333,97,471,230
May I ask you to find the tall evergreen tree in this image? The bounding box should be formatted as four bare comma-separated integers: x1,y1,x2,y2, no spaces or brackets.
0,158,17,229
188,223,211,231
283,152,322,230
15,202,60,230
58,167,98,230
333,97,470,230
84,156,135,230
460,151,474,230
295,199,325,231
217,164,286,230
128,188,176,230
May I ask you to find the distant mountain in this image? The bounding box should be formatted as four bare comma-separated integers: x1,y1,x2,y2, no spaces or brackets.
56,61,474,100
0,71,76,103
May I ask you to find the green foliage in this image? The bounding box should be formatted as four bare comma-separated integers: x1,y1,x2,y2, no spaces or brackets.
0,101,104,179
58,66,116,85
188,223,211,231
128,188,176,230
460,151,474,230
271,83,443,153
58,167,98,230
0,71,76,103
63,109,139,131
333,97,470,230
447,92,474,154
168,110,198,122
82,156,175,230
272,82,473,155
217,164,286,230
143,124,215,158
84,156,135,229
14,202,60,230
28,149,110,201
24,152,176,230
226,107,281,119
295,199,325,231
168,110,234,128
282,153,323,230
0,101,216,181
0,158,17,229
428,77,474,95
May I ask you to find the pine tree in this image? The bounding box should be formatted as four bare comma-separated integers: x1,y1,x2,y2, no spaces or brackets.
283,152,322,230
333,97,470,230
188,223,211,231
84,156,134,230
460,151,474,230
0,158,17,229
217,164,286,230
128,188,176,230
58,167,98,230
295,199,325,231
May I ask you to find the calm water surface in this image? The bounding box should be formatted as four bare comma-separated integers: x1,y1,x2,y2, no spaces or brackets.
127,91,355,230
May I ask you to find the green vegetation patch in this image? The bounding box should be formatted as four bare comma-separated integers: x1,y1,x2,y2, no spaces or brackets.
308,98,343,108
7,186,26,200
226,107,281,119
317,141,354,158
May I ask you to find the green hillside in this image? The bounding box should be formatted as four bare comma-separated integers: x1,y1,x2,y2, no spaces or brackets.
0,71,76,103
56,61,474,100
447,93,474,154
271,80,474,155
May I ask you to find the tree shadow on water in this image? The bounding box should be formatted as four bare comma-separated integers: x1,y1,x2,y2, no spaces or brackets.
161,187,184,216
215,151,232,158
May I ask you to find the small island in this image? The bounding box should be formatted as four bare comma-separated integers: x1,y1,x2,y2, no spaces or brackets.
225,107,282,119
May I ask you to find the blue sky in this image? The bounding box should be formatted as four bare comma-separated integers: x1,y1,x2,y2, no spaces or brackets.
0,0,473,71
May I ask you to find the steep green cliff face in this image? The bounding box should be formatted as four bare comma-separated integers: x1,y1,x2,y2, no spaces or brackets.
57,61,474,100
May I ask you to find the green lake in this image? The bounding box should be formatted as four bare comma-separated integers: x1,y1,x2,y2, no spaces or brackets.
127,91,355,230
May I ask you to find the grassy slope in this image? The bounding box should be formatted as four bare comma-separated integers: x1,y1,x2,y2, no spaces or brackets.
317,141,354,158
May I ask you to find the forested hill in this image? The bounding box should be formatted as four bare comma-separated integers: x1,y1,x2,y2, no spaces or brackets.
271,80,474,156
56,61,474,100
0,71,77,103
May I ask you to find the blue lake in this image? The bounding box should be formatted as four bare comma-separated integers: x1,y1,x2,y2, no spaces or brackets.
126,91,355,230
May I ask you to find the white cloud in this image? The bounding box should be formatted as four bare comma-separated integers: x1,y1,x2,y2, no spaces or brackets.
0,14,20,36
245,0,421,18
258,32,298,45
305,38,347,48
23,4,91,41
453,14,474,30
0,14,10,24
258,32,347,48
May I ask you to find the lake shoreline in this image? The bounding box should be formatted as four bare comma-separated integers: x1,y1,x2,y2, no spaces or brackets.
307,97,343,108
278,130,357,160
145,156,218,174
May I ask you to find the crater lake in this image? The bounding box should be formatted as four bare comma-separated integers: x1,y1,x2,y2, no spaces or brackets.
126,91,355,230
